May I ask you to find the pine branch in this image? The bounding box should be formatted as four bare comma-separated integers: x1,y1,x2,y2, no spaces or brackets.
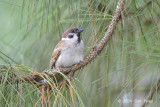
59,0,125,77
0,0,125,86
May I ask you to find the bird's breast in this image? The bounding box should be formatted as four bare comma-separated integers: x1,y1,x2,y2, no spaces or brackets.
55,42,84,68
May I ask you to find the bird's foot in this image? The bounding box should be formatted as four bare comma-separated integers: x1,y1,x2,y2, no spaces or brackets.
56,68,60,71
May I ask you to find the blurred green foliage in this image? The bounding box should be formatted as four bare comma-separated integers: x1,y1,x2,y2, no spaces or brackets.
0,0,160,107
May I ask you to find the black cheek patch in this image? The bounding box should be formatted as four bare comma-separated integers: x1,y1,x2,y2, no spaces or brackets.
68,35,73,38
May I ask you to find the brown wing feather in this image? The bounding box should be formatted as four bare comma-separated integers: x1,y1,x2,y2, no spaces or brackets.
49,40,65,69
50,49,61,69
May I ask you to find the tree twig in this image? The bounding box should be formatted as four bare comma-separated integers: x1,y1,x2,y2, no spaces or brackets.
142,79,160,107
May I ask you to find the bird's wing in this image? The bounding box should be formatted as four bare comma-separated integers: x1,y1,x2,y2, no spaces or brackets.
49,40,65,69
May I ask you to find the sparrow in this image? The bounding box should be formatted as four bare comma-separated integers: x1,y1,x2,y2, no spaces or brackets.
50,27,84,70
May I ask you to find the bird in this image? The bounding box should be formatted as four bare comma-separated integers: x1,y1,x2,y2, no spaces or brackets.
38,27,84,85
50,27,84,70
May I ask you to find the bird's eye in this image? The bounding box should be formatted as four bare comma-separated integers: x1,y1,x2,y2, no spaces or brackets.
68,35,73,38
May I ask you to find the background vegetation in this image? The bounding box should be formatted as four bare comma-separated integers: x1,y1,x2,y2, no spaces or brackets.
0,0,160,107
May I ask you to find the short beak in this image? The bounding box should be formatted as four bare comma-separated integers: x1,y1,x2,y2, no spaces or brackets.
77,28,84,33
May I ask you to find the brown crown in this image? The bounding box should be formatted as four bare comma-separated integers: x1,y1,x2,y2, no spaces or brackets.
62,27,78,38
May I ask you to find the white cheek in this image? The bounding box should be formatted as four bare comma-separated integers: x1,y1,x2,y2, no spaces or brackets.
62,38,70,41
72,36,78,41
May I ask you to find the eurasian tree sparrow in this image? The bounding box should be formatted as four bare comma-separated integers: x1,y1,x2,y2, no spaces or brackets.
50,27,84,69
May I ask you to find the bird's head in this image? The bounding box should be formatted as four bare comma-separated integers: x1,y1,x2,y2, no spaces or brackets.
62,27,84,43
